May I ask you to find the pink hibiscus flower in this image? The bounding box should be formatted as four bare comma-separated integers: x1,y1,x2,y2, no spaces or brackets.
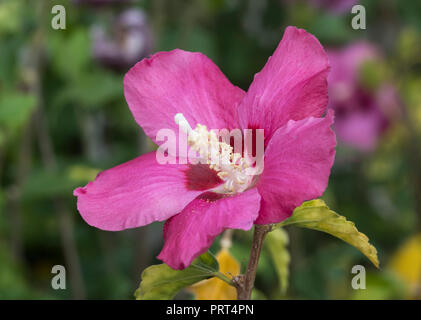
74,26,336,270
311,0,356,14
91,8,153,71
328,42,400,151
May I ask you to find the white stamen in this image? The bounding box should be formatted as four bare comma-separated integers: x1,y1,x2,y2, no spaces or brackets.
174,113,197,138
174,113,256,194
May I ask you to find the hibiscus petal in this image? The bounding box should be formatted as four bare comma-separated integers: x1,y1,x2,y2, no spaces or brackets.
238,26,330,146
124,49,245,144
74,152,222,231
157,189,261,270
255,111,336,224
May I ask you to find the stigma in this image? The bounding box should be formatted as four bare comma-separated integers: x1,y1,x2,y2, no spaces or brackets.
175,113,254,194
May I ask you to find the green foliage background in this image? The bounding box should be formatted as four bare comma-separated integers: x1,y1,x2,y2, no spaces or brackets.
1,0,421,299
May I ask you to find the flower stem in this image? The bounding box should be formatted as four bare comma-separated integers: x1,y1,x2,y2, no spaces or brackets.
234,224,271,300
214,271,234,286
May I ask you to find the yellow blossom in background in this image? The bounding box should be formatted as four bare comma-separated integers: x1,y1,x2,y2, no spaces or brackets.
389,234,421,298
189,249,240,300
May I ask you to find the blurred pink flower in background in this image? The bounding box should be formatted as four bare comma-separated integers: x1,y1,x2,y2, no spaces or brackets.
311,0,357,13
327,42,400,151
73,0,136,6
91,9,153,71
284,0,357,14
74,27,336,270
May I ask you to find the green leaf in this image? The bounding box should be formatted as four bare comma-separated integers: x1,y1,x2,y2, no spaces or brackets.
49,29,90,80
0,92,36,131
53,71,122,108
276,199,379,268
68,165,101,183
135,252,219,300
0,0,21,35
22,169,77,199
265,228,290,294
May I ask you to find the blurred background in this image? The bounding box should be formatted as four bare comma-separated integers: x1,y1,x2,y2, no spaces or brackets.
1,0,421,299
